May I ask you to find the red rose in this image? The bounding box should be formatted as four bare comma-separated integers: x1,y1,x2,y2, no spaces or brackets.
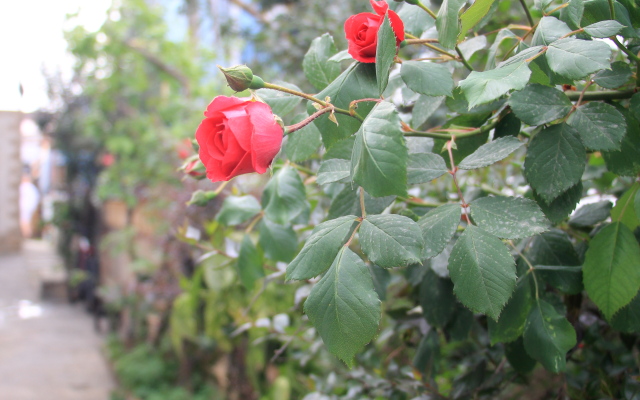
196,96,283,182
344,0,405,63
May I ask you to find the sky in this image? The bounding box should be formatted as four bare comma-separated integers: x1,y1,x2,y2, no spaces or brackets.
0,0,112,112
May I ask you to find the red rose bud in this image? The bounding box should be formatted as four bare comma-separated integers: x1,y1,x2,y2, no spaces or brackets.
195,96,283,182
182,158,206,178
344,0,405,63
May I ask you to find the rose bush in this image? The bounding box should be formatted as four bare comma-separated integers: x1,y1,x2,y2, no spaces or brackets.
344,0,404,63
196,96,283,182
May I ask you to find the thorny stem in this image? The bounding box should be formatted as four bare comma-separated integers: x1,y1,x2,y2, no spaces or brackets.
285,107,333,135
565,80,594,120
405,33,458,60
403,117,500,140
613,37,640,63
455,46,474,71
263,82,363,121
509,241,540,300
518,0,535,26
244,211,264,233
447,140,472,225
415,0,437,19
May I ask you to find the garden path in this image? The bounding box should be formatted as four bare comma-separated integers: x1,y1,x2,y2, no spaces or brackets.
0,240,114,400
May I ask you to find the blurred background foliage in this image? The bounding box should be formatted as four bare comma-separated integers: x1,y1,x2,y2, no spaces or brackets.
47,0,640,399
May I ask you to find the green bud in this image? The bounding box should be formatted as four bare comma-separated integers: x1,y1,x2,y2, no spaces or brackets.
403,0,421,4
218,65,254,92
248,75,265,89
187,190,217,207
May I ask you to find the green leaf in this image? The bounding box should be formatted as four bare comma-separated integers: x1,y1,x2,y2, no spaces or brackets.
545,38,612,80
494,112,521,138
603,110,640,176
412,95,445,129
568,200,613,228
448,225,517,321
351,102,408,197
534,182,583,224
593,61,633,89
446,86,506,115
611,183,640,229
317,159,351,185
284,113,322,162
567,102,627,151
458,136,523,170
310,63,378,148
582,0,638,38
398,3,435,37
376,14,397,95
328,186,395,219
258,218,297,262
328,49,352,62
436,0,466,49
531,17,572,46
408,152,448,184
256,82,303,116
523,300,576,373
485,29,518,70
508,84,573,126
610,291,640,333
420,268,457,328
636,188,640,222
459,0,496,40
488,273,533,344
506,337,537,374
216,195,261,226
631,93,640,121
324,136,355,161
524,123,586,203
303,33,340,91
419,204,461,259
413,329,440,376
534,0,553,11
535,265,583,295
286,215,358,280
262,166,309,225
369,264,391,300
560,0,584,28
401,61,454,97
360,214,423,268
237,235,264,289
583,20,626,37
527,229,581,267
470,196,549,239
458,35,488,60
459,61,531,109
583,222,640,320
304,247,381,367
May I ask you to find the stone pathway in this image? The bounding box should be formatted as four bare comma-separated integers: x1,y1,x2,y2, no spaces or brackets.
0,240,114,400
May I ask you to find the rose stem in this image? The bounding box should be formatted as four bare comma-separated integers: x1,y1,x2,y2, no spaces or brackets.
404,33,458,60
285,107,333,135
262,82,363,121
446,139,472,225
402,117,500,140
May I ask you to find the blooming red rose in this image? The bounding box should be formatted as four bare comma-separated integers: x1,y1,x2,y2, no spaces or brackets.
196,96,283,182
344,0,405,63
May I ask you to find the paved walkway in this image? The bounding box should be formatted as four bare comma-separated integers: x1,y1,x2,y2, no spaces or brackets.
0,240,114,400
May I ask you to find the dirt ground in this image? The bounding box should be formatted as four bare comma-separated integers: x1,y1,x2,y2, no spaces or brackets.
0,240,114,400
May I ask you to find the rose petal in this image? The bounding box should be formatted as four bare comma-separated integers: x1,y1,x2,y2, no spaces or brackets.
220,151,253,181
224,112,252,151
388,10,405,43
246,102,283,173
370,0,388,15
204,96,247,117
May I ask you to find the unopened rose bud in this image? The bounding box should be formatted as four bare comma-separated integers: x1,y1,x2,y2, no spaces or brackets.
218,65,254,92
187,190,217,206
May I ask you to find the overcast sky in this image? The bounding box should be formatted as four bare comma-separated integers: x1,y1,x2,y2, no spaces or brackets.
0,0,111,112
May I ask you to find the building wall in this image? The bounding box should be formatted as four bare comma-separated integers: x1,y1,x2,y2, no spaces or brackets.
0,111,23,254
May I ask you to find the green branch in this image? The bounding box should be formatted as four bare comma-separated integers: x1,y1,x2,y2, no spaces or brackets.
565,88,637,101
404,117,500,140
